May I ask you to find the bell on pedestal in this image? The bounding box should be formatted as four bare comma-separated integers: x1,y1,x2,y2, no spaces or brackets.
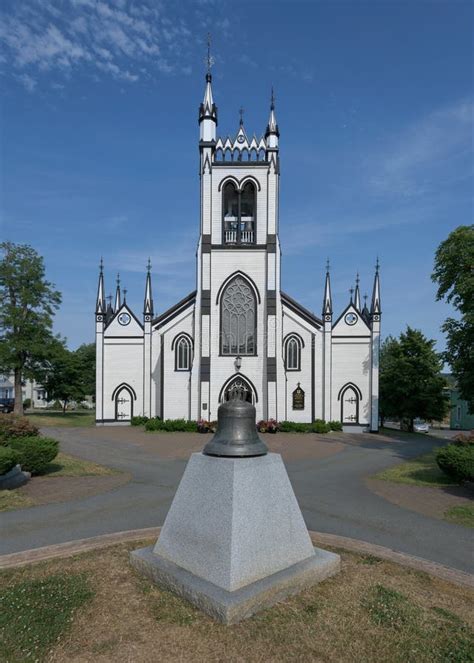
203,386,268,458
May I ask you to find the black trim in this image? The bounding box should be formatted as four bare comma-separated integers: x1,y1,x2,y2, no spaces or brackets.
332,303,370,331
267,234,277,253
281,292,323,329
105,336,144,339
215,271,261,305
202,235,211,253
311,334,315,422
105,303,144,331
160,335,164,418
338,383,362,425
337,382,363,400
201,289,211,315
201,356,210,381
112,384,135,422
283,333,303,371
267,357,277,382
96,419,126,424
153,291,196,329
332,335,371,339
211,244,267,250
213,163,268,169
172,332,193,372
267,289,276,316
111,382,137,401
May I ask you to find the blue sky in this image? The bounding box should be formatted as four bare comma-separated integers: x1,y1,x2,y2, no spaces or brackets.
1,0,472,350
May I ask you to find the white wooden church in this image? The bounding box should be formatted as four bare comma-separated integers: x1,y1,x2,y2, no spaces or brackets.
95,71,381,432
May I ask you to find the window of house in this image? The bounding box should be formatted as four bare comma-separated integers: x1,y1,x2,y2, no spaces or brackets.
221,276,256,355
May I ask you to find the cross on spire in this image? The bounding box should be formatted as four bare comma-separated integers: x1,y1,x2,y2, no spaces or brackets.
146,258,152,272
239,106,244,127
99,257,104,273
325,258,330,273
116,272,120,286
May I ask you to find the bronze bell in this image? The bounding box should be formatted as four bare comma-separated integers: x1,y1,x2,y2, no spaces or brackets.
203,387,268,458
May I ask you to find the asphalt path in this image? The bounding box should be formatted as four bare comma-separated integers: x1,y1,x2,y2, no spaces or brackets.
1,428,472,574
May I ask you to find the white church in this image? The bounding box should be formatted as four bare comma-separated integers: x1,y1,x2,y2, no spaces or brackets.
95,71,381,432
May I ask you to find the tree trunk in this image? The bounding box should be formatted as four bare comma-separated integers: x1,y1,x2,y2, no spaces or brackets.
13,368,23,416
62,400,68,414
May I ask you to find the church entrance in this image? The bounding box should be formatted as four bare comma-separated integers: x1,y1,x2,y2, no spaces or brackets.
115,386,133,422
220,376,255,404
340,385,359,424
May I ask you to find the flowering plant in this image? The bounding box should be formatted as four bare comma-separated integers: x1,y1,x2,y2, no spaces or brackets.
257,419,280,433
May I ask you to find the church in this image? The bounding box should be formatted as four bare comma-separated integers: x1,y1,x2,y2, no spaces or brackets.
95,70,381,432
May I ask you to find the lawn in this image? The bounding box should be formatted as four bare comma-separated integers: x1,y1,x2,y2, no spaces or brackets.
444,505,474,528
25,410,95,428
0,541,472,663
373,451,458,487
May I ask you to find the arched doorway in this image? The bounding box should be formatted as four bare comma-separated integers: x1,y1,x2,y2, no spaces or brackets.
219,375,257,404
338,383,361,424
113,384,135,422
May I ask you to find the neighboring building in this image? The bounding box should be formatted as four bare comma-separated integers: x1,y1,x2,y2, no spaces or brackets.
0,374,48,409
95,71,381,431
450,390,474,430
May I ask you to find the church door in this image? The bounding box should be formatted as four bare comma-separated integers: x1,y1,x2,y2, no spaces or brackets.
341,386,359,424
222,377,254,404
115,387,133,422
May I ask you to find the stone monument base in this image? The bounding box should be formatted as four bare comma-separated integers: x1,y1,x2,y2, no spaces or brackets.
131,544,340,624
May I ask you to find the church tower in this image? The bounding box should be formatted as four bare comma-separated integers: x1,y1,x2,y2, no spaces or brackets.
191,66,282,421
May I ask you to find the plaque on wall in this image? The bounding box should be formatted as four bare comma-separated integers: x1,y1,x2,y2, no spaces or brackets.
292,384,305,410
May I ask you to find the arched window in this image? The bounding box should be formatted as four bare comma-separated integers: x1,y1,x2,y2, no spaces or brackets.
222,181,256,245
175,335,192,371
285,336,301,371
220,276,256,356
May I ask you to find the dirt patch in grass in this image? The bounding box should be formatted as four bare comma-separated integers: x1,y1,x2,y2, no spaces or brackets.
43,452,119,478
26,411,95,428
373,452,456,487
0,540,472,663
444,504,474,528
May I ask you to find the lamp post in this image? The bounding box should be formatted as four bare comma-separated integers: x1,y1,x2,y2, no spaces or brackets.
234,355,242,372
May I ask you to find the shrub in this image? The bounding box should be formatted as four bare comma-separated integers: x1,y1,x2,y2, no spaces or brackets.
257,419,280,433
436,444,474,483
0,414,39,444
197,419,217,433
8,436,59,475
145,418,198,433
23,398,32,409
328,420,343,431
131,416,149,426
0,447,21,476
310,421,330,434
452,431,474,446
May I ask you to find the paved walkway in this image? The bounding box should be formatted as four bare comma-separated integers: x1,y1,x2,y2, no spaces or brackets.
1,427,473,574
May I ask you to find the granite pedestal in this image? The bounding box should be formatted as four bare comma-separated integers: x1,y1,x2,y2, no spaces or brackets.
130,453,340,623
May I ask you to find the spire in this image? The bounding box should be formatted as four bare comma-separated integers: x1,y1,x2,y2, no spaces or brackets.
199,34,217,129
96,258,105,314
265,86,280,139
322,259,332,316
349,287,354,305
370,258,381,316
114,273,121,312
123,288,128,305
144,258,154,316
106,294,114,324
354,273,361,310
362,293,370,323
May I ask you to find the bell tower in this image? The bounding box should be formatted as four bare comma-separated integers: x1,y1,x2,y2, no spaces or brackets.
191,52,282,422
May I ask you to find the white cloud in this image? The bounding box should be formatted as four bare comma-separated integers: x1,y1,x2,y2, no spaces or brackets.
16,72,37,92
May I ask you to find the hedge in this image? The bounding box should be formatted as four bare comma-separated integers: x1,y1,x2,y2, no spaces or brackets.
279,420,331,434
0,415,39,444
436,444,474,483
7,436,59,475
131,416,150,426
0,447,21,476
145,418,198,433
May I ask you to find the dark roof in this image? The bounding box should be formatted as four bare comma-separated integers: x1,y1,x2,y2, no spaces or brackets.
281,291,322,329
153,291,196,329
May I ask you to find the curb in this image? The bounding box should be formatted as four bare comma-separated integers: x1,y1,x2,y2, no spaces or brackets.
0,528,472,590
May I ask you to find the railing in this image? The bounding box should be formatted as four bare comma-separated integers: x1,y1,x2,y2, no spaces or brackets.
224,217,255,244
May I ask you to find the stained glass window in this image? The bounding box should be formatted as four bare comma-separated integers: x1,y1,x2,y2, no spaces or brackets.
221,276,256,355
176,336,192,371
285,337,301,371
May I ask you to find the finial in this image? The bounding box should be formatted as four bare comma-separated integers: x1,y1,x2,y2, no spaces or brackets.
123,288,127,303
326,258,330,273
99,257,104,273
205,32,214,78
356,272,360,285
364,293,368,305
270,86,275,110
375,257,380,272
116,272,120,286
146,258,151,273
239,106,244,127
349,287,354,303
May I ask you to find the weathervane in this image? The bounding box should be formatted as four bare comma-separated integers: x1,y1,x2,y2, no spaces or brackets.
205,33,215,75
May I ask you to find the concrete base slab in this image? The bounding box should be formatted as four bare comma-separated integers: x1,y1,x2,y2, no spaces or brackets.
130,544,340,624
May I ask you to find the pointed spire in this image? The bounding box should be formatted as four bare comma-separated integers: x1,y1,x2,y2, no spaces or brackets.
106,294,114,324
123,287,128,305
199,34,217,126
322,259,332,316
96,257,105,314
349,287,354,305
371,258,381,316
354,273,361,310
114,273,121,312
144,258,154,316
361,293,370,323
265,86,280,139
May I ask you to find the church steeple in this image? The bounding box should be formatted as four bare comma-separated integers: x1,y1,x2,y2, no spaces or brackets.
144,259,154,316
95,258,105,314
114,273,121,312
370,259,381,316
322,260,332,316
265,87,279,150
199,35,217,142
354,273,361,311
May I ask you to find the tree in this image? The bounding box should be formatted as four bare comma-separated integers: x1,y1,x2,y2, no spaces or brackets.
0,243,61,415
36,340,86,413
432,225,474,413
74,343,95,398
379,327,449,431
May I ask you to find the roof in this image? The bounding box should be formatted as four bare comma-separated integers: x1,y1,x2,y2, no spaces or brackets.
153,291,196,329
281,291,323,329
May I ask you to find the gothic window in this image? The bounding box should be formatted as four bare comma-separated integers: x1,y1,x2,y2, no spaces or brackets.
175,335,192,371
220,276,256,356
285,336,301,371
222,181,256,244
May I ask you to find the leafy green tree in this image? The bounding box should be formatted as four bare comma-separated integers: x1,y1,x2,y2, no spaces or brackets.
432,225,474,413
379,327,449,431
36,340,86,413
0,243,61,415
74,343,95,398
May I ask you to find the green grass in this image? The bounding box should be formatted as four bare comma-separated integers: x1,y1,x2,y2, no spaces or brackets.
364,584,421,630
43,452,118,477
0,572,94,662
0,490,34,512
26,410,95,428
444,504,474,528
373,451,458,487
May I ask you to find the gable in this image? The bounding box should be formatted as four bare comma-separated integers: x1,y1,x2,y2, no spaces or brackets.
104,304,143,337
332,304,370,336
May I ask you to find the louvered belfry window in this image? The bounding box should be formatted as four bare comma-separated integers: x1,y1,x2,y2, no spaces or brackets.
221,276,256,355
